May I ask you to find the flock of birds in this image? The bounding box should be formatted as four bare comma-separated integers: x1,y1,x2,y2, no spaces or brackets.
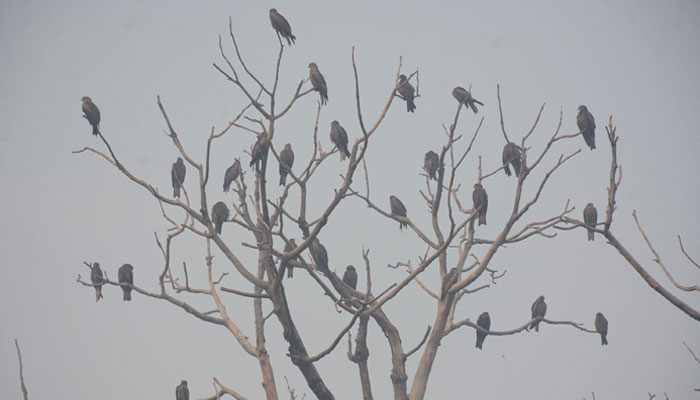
79,8,608,398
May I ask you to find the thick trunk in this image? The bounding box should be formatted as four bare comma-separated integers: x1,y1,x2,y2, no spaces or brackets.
371,309,408,400
408,299,452,400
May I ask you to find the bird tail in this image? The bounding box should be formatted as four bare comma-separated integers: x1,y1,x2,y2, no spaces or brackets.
223,182,230,192
123,289,131,301
287,264,294,278
479,213,486,226
504,164,512,176
473,99,484,106
173,185,180,198
280,173,287,186
215,221,223,235
601,335,608,345
430,171,437,180
584,130,596,150
407,100,416,113
469,102,479,113
95,286,102,302
289,34,296,45
92,125,99,136
476,336,484,350
588,229,594,241
320,90,328,105
512,159,521,177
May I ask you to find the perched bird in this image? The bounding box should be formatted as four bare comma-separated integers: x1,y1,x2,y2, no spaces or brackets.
440,268,458,301
90,262,104,302
308,63,328,105
269,9,295,46
279,143,295,186
223,158,241,192
330,121,350,161
342,265,358,290
502,142,522,177
529,295,547,332
283,239,297,278
424,151,439,180
452,87,484,113
211,201,229,234
397,74,416,113
172,157,186,198
250,133,269,170
118,264,134,301
309,237,329,273
475,311,491,350
176,380,189,400
472,183,488,226
583,203,598,241
595,312,608,345
577,105,596,150
390,195,408,230
81,96,101,136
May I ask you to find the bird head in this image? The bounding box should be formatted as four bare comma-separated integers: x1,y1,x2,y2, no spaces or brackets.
347,265,355,272
578,105,588,112
122,264,134,272
538,295,545,302
596,312,604,318
81,96,92,102
93,262,100,268
308,62,317,69
284,143,292,150
177,157,183,163
399,74,407,82
181,380,188,385
331,120,339,127
586,202,593,208
474,183,482,189
270,8,277,14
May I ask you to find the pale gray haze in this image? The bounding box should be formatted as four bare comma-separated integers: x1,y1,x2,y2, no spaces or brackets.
1,0,699,399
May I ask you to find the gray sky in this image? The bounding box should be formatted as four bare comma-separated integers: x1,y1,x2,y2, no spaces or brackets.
1,0,699,398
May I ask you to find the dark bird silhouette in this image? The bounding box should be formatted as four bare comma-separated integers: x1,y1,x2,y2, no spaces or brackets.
577,105,596,150
452,87,484,113
330,121,350,161
308,63,328,105
269,9,295,45
250,133,269,170
424,151,439,181
390,195,408,230
440,268,458,301
309,237,329,273
81,96,101,136
472,183,488,226
283,239,297,278
502,142,522,177
176,380,189,400
475,311,491,350
342,265,358,290
279,143,295,186
223,158,241,192
90,262,104,302
529,295,547,332
583,203,598,241
211,201,229,234
118,264,134,301
595,312,608,345
397,74,416,113
172,157,186,198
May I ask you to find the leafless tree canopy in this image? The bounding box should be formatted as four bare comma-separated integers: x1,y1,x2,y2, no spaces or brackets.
73,14,699,400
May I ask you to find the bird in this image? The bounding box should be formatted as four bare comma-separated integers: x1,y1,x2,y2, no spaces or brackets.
81,96,101,136
211,201,229,234
502,142,522,177
475,311,491,350
397,74,416,113
440,268,458,301
390,195,408,230
308,63,328,105
595,312,608,345
172,157,186,198
330,121,350,161
279,143,295,186
223,158,241,192
176,380,189,400
529,295,547,332
90,262,104,302
269,9,295,46
250,133,269,170
472,183,488,226
452,87,484,113
577,105,596,150
583,203,598,241
118,264,134,301
342,265,358,290
424,151,439,181
309,237,329,273
283,239,297,278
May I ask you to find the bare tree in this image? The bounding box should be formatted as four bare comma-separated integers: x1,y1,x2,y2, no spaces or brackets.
73,15,697,400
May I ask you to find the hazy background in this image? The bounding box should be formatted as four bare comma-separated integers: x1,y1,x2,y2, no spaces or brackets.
1,0,699,398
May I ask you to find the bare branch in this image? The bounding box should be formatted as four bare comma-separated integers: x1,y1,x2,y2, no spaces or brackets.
15,339,28,400
403,326,431,360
